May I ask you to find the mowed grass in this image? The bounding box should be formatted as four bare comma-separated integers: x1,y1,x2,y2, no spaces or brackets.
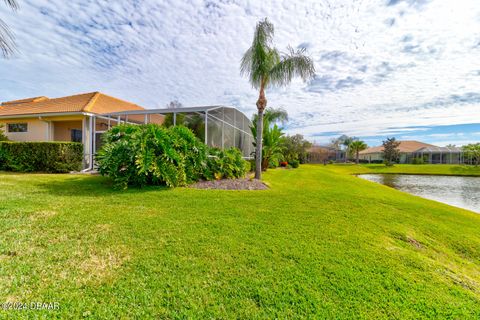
1,165,480,318
330,163,480,176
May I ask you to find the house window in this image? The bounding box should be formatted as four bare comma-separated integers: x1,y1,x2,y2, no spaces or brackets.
71,129,82,142
7,123,28,133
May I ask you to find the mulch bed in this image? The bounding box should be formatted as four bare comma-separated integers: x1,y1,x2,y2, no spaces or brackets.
190,178,268,190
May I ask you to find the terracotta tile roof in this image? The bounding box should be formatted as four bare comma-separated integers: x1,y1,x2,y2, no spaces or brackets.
360,140,438,154
1,96,49,105
0,92,146,117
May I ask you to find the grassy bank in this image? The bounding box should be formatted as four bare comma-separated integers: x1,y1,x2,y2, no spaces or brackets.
329,163,480,176
1,165,479,318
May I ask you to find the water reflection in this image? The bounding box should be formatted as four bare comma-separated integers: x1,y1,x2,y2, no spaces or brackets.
358,174,480,213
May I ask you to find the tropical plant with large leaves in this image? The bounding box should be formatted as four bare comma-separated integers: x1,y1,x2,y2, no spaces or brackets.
261,124,285,169
250,107,287,171
97,124,247,189
241,18,315,179
1,0,18,58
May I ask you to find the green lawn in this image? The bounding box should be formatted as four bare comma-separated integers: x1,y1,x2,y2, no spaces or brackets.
1,165,480,318
329,163,480,176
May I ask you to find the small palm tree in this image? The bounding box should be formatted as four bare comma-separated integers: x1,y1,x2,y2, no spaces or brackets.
241,18,315,179
251,108,287,170
1,0,18,58
342,136,354,163
349,140,367,164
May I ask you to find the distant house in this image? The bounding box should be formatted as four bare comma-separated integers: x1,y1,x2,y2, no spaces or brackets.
359,140,465,164
307,145,345,163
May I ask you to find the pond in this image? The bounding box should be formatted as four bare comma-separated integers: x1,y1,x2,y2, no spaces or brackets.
358,174,480,213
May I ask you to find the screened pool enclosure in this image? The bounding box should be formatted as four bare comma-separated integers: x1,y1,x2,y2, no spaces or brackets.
83,106,254,170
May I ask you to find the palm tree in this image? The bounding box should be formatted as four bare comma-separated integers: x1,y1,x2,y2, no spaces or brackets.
241,18,315,179
1,0,18,58
349,140,367,164
342,136,354,163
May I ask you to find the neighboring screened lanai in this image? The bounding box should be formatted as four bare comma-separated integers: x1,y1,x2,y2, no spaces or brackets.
89,106,254,166
413,146,465,164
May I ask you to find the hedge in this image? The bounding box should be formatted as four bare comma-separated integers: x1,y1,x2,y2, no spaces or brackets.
0,142,83,173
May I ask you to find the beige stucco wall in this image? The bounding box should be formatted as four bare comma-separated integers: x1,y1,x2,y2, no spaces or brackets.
0,115,85,142
359,152,383,162
0,118,50,142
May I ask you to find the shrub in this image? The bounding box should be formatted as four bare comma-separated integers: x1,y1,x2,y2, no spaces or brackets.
244,160,252,173
279,134,311,164
411,157,425,165
98,124,195,188
463,143,480,165
0,142,83,172
290,159,300,168
384,160,395,167
205,147,247,180
96,124,247,189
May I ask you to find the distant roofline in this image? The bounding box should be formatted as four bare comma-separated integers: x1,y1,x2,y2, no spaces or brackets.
359,140,439,154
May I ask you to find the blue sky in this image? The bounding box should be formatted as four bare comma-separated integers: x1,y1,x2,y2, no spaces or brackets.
0,0,479,147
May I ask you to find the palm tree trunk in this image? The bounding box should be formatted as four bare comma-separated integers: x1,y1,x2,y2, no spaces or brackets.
255,85,267,180
356,150,359,164
255,109,264,179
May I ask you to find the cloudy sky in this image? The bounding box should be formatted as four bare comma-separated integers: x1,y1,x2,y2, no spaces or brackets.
0,0,479,146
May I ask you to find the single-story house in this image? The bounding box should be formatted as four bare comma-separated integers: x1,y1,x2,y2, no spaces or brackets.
0,92,163,170
0,92,254,170
358,140,465,164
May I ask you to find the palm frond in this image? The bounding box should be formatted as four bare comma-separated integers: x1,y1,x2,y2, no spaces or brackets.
0,19,16,58
253,18,274,47
269,46,315,87
3,0,18,10
264,107,288,125
1,0,18,58
349,140,367,150
240,18,278,89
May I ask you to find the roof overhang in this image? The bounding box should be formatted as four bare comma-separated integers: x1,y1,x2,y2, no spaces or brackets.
0,112,94,120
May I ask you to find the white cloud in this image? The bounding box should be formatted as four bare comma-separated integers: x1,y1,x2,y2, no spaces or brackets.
0,0,479,141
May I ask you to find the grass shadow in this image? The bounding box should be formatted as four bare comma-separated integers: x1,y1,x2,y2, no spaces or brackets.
32,174,170,197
